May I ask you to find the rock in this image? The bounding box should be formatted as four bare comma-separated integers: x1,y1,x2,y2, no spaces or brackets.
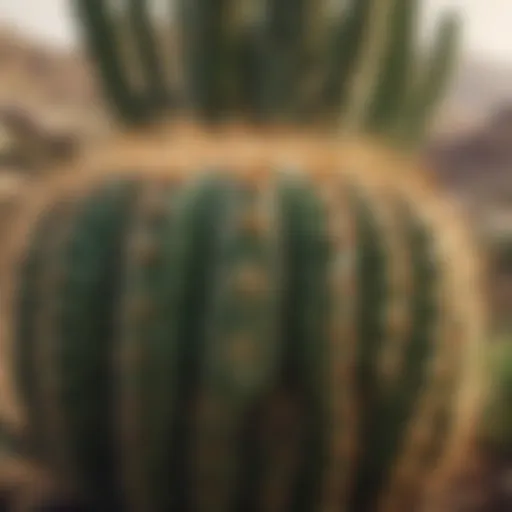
45,132,79,162
0,172,25,203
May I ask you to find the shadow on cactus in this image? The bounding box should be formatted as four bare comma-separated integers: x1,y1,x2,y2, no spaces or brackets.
0,1,486,512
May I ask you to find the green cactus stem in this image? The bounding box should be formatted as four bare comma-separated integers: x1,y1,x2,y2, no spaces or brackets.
322,0,373,118
0,2,481,511
71,0,460,146
73,0,147,124
126,0,170,108
364,0,419,133
481,334,512,454
395,12,461,146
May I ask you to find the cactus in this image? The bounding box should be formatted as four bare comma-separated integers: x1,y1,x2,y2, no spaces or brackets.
0,1,486,511
0,129,485,512
362,0,419,132
405,14,460,144
125,0,170,108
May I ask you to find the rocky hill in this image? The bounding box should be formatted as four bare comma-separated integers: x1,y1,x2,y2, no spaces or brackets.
0,26,109,170
434,56,512,136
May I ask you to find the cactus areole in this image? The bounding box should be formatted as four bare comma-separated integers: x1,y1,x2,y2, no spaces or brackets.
0,1,486,512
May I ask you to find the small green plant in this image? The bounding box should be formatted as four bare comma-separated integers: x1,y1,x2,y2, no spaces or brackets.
481,333,512,453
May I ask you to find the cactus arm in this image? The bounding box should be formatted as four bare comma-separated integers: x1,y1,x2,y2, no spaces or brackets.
342,0,397,132
235,25,261,119
232,0,304,121
69,0,461,135
322,0,373,116
397,13,461,146
127,0,171,110
256,0,289,119
252,0,309,121
221,2,257,117
365,0,419,134
174,0,199,111
73,0,147,124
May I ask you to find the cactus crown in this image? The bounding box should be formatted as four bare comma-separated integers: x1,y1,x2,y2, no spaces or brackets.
73,0,460,146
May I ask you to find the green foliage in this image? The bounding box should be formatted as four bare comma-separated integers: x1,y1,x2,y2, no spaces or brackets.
126,0,169,107
7,167,481,511
482,333,512,453
72,0,460,145
73,0,148,123
393,12,461,146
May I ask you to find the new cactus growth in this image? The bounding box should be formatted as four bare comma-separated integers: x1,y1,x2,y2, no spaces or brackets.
74,0,460,144
0,1,486,511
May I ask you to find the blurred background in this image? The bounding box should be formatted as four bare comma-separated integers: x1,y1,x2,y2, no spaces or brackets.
0,1,510,509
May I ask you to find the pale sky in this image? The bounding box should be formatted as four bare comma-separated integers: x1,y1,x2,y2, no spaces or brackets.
0,0,511,65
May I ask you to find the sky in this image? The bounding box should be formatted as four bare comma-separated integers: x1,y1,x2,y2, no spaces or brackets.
0,0,511,65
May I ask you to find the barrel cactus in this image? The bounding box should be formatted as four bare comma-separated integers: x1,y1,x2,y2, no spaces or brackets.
0,1,486,511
